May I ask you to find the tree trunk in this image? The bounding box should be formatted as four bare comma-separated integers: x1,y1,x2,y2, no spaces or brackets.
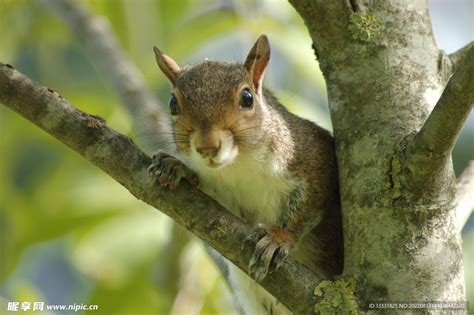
1,0,472,313
290,0,472,311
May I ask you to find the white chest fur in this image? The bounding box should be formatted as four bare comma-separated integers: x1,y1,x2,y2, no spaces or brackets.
183,151,295,226
181,148,296,315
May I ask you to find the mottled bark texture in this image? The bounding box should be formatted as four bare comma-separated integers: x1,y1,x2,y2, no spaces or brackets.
0,64,320,315
289,0,472,312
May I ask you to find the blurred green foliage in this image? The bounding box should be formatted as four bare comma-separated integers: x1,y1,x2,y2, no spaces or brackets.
0,1,472,315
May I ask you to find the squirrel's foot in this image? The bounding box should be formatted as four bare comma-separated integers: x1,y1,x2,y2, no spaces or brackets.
246,224,292,282
148,151,199,189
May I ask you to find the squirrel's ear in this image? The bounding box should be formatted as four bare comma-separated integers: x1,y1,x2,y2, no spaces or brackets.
153,46,180,85
244,35,270,92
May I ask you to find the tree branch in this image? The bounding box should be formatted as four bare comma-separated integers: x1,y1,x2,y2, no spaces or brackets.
398,44,474,203
413,44,474,158
39,0,187,300
455,160,474,232
449,41,474,73
38,0,167,128
0,63,320,315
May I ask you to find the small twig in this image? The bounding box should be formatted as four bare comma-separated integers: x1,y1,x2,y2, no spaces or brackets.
412,44,474,158
455,161,474,232
0,63,320,315
449,42,474,73
154,224,191,313
39,0,167,128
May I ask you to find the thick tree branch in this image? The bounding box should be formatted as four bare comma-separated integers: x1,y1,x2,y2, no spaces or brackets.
413,44,474,158
288,0,352,75
0,63,320,315
289,0,467,306
289,0,467,307
39,0,167,127
455,160,474,232
449,41,474,73
39,0,187,300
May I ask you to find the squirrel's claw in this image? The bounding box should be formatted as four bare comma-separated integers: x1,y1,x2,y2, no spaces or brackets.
148,151,199,189
247,224,292,282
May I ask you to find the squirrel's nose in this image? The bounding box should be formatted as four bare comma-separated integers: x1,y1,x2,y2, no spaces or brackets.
196,144,220,158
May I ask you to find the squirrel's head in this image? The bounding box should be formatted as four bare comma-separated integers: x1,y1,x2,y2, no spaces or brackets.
153,35,271,169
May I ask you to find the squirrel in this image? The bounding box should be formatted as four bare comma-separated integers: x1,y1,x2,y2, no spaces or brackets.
148,35,343,315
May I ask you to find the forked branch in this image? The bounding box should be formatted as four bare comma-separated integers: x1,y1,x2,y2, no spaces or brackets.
449,42,474,73
413,44,474,158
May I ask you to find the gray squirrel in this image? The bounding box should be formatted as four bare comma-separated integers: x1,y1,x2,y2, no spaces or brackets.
148,35,343,314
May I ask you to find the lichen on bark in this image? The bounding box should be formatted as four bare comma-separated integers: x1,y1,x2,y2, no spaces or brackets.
313,278,358,314
348,12,383,43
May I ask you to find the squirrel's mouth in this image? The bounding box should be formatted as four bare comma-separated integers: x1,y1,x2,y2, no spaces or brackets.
207,160,224,169
206,153,238,169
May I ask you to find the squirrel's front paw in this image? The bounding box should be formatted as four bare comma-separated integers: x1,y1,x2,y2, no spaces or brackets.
246,224,293,282
148,151,199,190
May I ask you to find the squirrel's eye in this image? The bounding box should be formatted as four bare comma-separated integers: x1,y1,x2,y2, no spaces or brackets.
240,88,253,110
169,94,179,115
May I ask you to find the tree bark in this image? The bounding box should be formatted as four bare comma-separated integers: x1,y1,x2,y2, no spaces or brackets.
289,0,472,311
